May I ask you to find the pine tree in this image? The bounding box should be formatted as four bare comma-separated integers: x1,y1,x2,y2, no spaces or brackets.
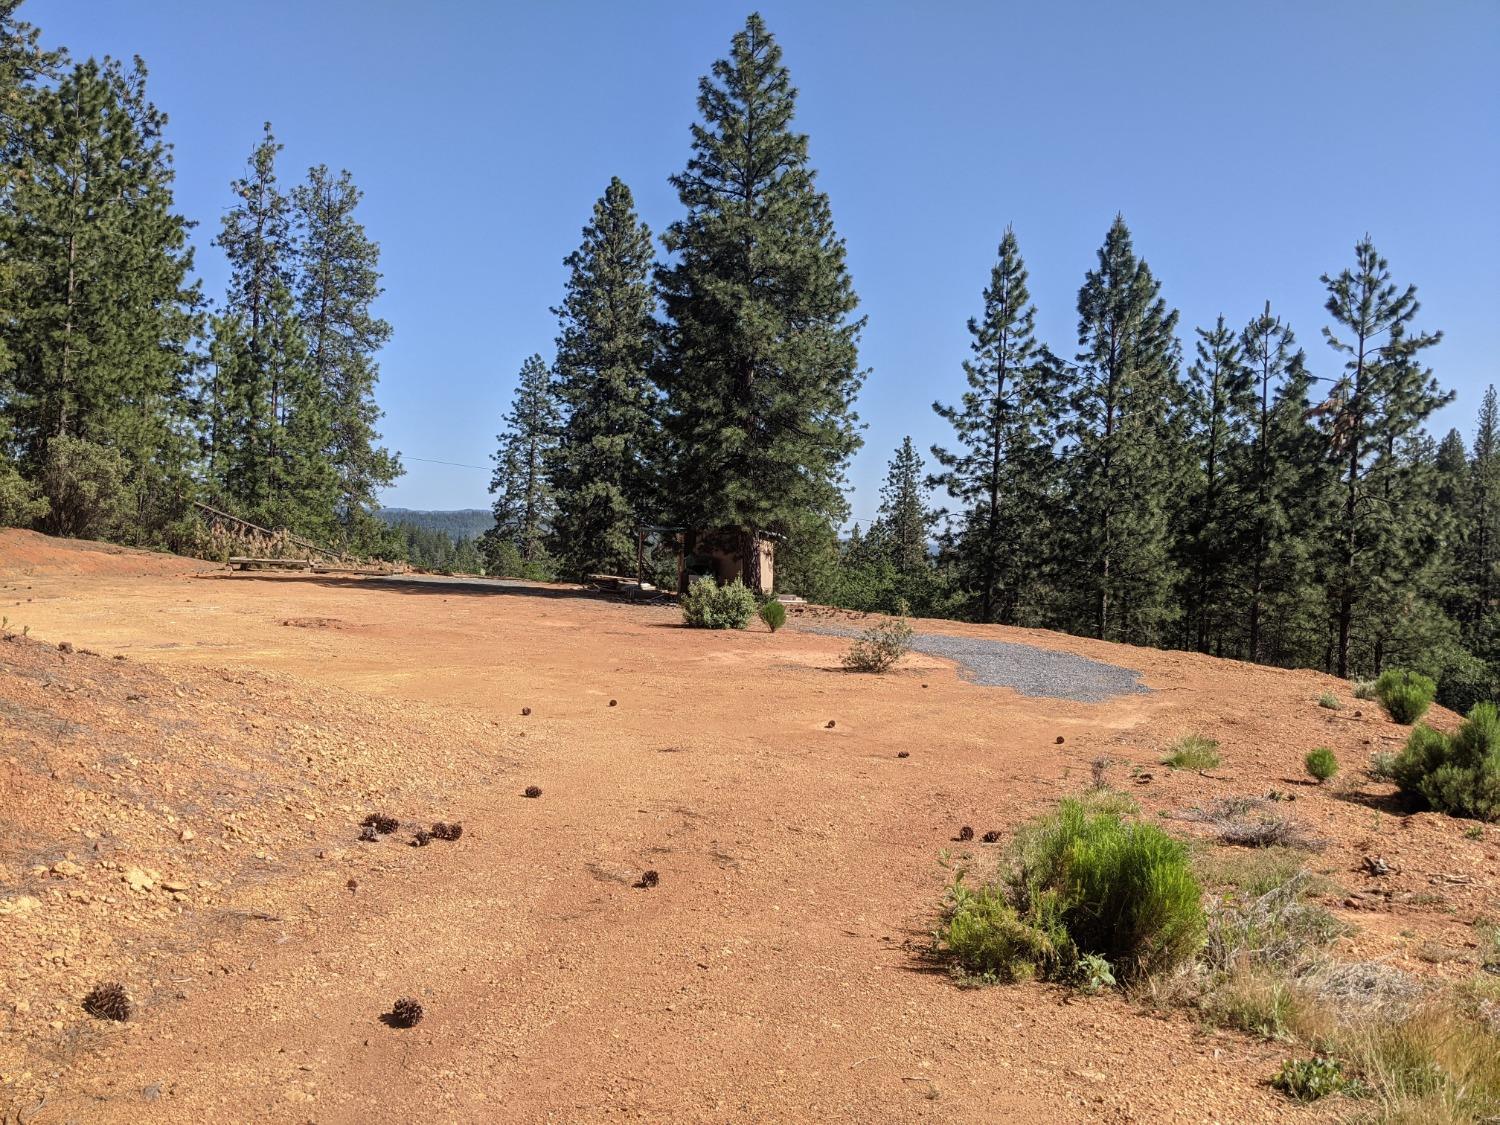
930,228,1064,624
549,177,659,578
1319,237,1449,677
0,54,201,540
1063,216,1184,644
876,437,934,573
1180,316,1249,652
1235,303,1326,664
1469,387,1500,627
656,13,864,574
486,354,559,570
292,164,401,550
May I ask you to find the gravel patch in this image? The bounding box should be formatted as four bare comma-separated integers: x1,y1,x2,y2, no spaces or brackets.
800,624,1149,703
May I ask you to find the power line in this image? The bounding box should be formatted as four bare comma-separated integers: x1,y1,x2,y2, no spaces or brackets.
402,455,490,471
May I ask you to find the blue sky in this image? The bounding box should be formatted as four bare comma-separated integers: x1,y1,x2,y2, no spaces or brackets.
30,0,1500,524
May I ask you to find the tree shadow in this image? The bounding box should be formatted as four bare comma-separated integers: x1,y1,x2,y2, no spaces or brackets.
1329,785,1414,816
201,571,661,606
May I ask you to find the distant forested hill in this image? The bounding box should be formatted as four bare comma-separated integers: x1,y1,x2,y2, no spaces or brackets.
375,508,494,539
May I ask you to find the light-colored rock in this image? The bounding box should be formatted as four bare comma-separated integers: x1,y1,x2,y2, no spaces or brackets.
122,867,154,893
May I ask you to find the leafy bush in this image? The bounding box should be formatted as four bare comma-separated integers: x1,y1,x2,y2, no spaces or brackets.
1393,702,1500,821
1317,691,1342,710
0,457,48,528
841,616,913,673
1353,680,1377,701
1273,1056,1349,1102
1305,747,1338,783
1162,735,1221,771
1369,750,1398,780
1375,668,1437,725
938,799,1205,987
758,599,786,633
38,435,129,539
681,577,757,630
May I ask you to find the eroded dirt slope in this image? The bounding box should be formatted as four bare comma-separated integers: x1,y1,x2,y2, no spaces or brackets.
1,531,1496,1123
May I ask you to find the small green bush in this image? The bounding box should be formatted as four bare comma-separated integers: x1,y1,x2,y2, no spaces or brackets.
1305,747,1338,783
758,599,786,633
1318,691,1342,710
1375,668,1437,725
681,578,757,630
1273,1056,1348,1102
1353,680,1377,701
841,617,913,673
937,799,1205,987
1162,735,1221,771
1393,702,1500,822
936,878,1063,982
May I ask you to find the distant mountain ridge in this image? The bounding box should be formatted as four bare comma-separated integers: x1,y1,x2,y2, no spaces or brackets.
375,508,493,540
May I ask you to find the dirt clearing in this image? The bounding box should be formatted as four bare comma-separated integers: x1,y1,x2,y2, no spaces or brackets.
2,531,1495,1122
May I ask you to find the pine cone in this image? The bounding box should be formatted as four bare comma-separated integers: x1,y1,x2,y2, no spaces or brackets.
956,826,974,842
83,981,132,1022
523,785,542,799
637,870,659,889
361,813,399,834
387,997,423,1028
897,751,910,758
430,822,463,841
981,830,1001,843
410,829,432,847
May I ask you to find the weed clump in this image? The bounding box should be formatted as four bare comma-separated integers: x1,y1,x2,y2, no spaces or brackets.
1392,701,1500,821
681,577,756,630
1273,1056,1349,1102
936,798,1205,987
1180,796,1326,850
1318,692,1342,710
82,981,132,1022
1374,668,1437,725
1305,747,1339,783
841,617,913,674
758,599,786,633
1162,735,1221,771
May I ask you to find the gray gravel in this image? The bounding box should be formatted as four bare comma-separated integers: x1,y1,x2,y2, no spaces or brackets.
800,624,1149,703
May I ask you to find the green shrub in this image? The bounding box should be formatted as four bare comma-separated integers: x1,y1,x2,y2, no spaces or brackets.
1375,669,1437,725
841,616,913,673
680,578,757,630
1353,680,1377,701
1317,691,1342,710
1013,799,1205,982
1162,735,1221,771
0,457,49,528
758,599,786,633
1393,703,1500,822
937,799,1205,987
1273,1056,1349,1102
936,877,1063,982
1305,747,1338,783
1369,750,1398,780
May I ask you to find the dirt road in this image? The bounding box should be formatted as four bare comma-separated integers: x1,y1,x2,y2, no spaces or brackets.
2,531,1492,1122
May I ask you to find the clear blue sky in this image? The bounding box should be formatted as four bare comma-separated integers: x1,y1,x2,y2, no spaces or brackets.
30,0,1500,524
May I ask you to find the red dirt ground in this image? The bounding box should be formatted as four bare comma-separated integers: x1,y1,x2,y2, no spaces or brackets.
1,530,1495,1122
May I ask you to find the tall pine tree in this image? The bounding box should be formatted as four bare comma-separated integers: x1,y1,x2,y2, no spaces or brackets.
1,54,201,540
1180,315,1248,652
485,354,560,573
1063,216,1184,645
656,13,864,578
549,177,659,578
1318,237,1448,677
1235,302,1326,664
292,164,400,550
931,228,1064,625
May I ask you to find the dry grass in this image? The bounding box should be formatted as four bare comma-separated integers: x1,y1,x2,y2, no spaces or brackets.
1162,734,1221,771
1178,796,1327,851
